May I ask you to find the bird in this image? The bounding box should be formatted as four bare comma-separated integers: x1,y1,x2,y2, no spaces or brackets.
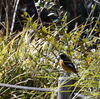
59,53,80,77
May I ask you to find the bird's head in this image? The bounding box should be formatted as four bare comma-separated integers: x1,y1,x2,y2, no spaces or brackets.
60,53,70,61
60,53,67,60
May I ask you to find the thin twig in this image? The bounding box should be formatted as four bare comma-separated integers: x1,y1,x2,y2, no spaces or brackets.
0,83,54,92
10,0,20,33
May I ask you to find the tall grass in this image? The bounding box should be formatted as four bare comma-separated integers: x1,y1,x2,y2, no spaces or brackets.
0,3,100,99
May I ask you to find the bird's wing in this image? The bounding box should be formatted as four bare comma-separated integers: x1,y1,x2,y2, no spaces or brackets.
64,61,75,68
65,62,78,73
64,61,76,69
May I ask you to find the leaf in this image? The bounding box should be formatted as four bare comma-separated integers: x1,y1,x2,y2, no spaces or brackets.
64,33,70,38
42,26,48,33
31,23,38,30
82,38,88,43
27,17,32,22
42,41,48,51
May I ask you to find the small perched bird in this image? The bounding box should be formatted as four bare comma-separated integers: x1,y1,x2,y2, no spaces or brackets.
59,53,79,77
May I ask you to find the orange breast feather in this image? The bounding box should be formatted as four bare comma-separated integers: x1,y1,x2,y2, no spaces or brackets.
59,60,73,72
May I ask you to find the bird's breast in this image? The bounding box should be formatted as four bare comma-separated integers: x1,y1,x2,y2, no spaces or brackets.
59,59,73,72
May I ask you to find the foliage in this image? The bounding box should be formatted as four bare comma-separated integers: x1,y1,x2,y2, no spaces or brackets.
0,0,100,99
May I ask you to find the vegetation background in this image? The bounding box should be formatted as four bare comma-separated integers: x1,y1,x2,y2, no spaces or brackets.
0,0,100,98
